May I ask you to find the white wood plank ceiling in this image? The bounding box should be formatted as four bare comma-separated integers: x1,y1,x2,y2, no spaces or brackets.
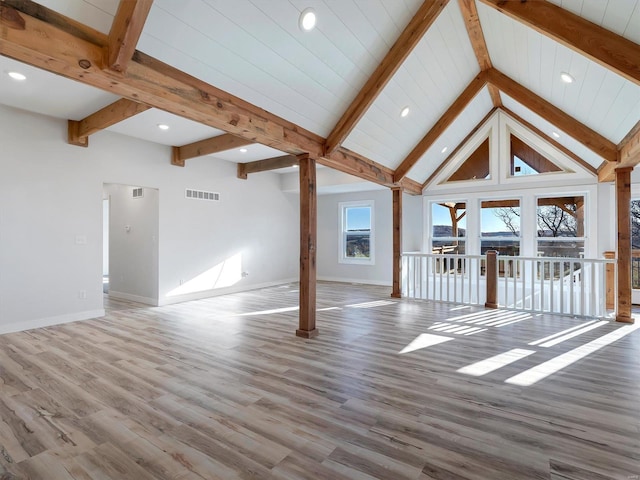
1,0,639,186
342,0,480,170
477,1,640,145
137,0,423,138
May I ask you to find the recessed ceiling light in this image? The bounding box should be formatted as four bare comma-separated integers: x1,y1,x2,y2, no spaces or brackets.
7,71,26,81
552,131,560,138
400,106,410,118
299,8,316,31
560,72,574,84
239,148,248,153
441,146,448,154
157,124,170,130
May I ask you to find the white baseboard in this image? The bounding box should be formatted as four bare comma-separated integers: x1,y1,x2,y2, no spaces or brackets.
108,291,159,306
0,309,105,336
318,276,392,287
158,278,298,306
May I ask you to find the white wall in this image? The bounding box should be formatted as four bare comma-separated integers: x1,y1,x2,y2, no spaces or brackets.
317,189,423,285
106,184,159,304
0,104,299,333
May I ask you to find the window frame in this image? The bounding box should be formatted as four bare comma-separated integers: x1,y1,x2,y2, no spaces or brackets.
429,200,467,254
480,198,522,256
535,194,586,258
338,200,375,265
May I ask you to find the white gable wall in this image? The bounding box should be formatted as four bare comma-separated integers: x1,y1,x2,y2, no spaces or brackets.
0,104,299,333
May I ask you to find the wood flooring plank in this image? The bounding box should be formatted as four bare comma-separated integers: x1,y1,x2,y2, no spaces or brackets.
0,283,638,479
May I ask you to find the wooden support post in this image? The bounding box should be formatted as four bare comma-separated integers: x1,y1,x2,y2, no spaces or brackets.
604,251,615,310
391,188,402,298
485,250,498,309
615,167,634,323
297,154,318,338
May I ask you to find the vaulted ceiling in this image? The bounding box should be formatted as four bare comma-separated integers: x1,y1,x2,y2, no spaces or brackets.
1,0,639,192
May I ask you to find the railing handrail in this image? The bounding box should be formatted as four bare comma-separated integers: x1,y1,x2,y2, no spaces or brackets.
402,252,615,264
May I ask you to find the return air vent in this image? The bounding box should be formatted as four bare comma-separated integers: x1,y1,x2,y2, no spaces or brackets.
186,189,220,202
132,187,143,199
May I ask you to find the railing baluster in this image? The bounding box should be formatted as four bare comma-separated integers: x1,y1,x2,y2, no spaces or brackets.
569,261,574,316
580,260,585,316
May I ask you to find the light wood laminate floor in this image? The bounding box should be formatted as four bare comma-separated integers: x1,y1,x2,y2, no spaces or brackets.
0,282,638,480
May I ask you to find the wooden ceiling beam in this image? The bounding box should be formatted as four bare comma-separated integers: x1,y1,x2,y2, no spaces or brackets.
599,121,640,182
237,155,299,179
323,0,449,155
108,0,153,73
68,98,150,147
172,134,254,166
0,4,323,154
479,0,640,86
458,0,491,70
487,68,617,162
394,70,488,182
0,4,418,193
501,107,597,175
457,0,500,108
1,0,106,45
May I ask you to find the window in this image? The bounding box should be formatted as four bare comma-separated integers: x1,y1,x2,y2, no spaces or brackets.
537,196,585,258
481,199,520,256
431,202,466,254
510,134,563,177
339,201,374,264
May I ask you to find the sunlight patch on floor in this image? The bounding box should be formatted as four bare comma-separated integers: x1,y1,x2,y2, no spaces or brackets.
457,348,536,376
536,321,608,348
505,323,640,386
399,333,453,354
528,320,598,346
346,300,396,309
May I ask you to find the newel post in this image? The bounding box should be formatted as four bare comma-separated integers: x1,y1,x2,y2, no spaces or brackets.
485,250,498,309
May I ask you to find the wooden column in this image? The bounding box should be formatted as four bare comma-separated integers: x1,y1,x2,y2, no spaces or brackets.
391,188,402,298
485,250,498,309
616,167,634,323
297,154,319,338
603,251,615,310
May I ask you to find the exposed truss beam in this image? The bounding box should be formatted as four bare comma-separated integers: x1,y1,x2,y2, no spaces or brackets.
172,134,253,167
501,108,597,175
487,68,617,162
479,0,640,86
457,0,500,108
599,121,640,182
68,98,150,147
108,0,153,72
394,71,488,182
1,0,105,45
0,3,417,192
323,0,449,155
458,0,491,69
237,155,298,179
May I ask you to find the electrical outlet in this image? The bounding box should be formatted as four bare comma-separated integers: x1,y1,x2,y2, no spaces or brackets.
78,290,87,299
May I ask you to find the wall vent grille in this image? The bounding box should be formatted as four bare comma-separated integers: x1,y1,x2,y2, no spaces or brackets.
132,187,143,199
186,189,220,201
